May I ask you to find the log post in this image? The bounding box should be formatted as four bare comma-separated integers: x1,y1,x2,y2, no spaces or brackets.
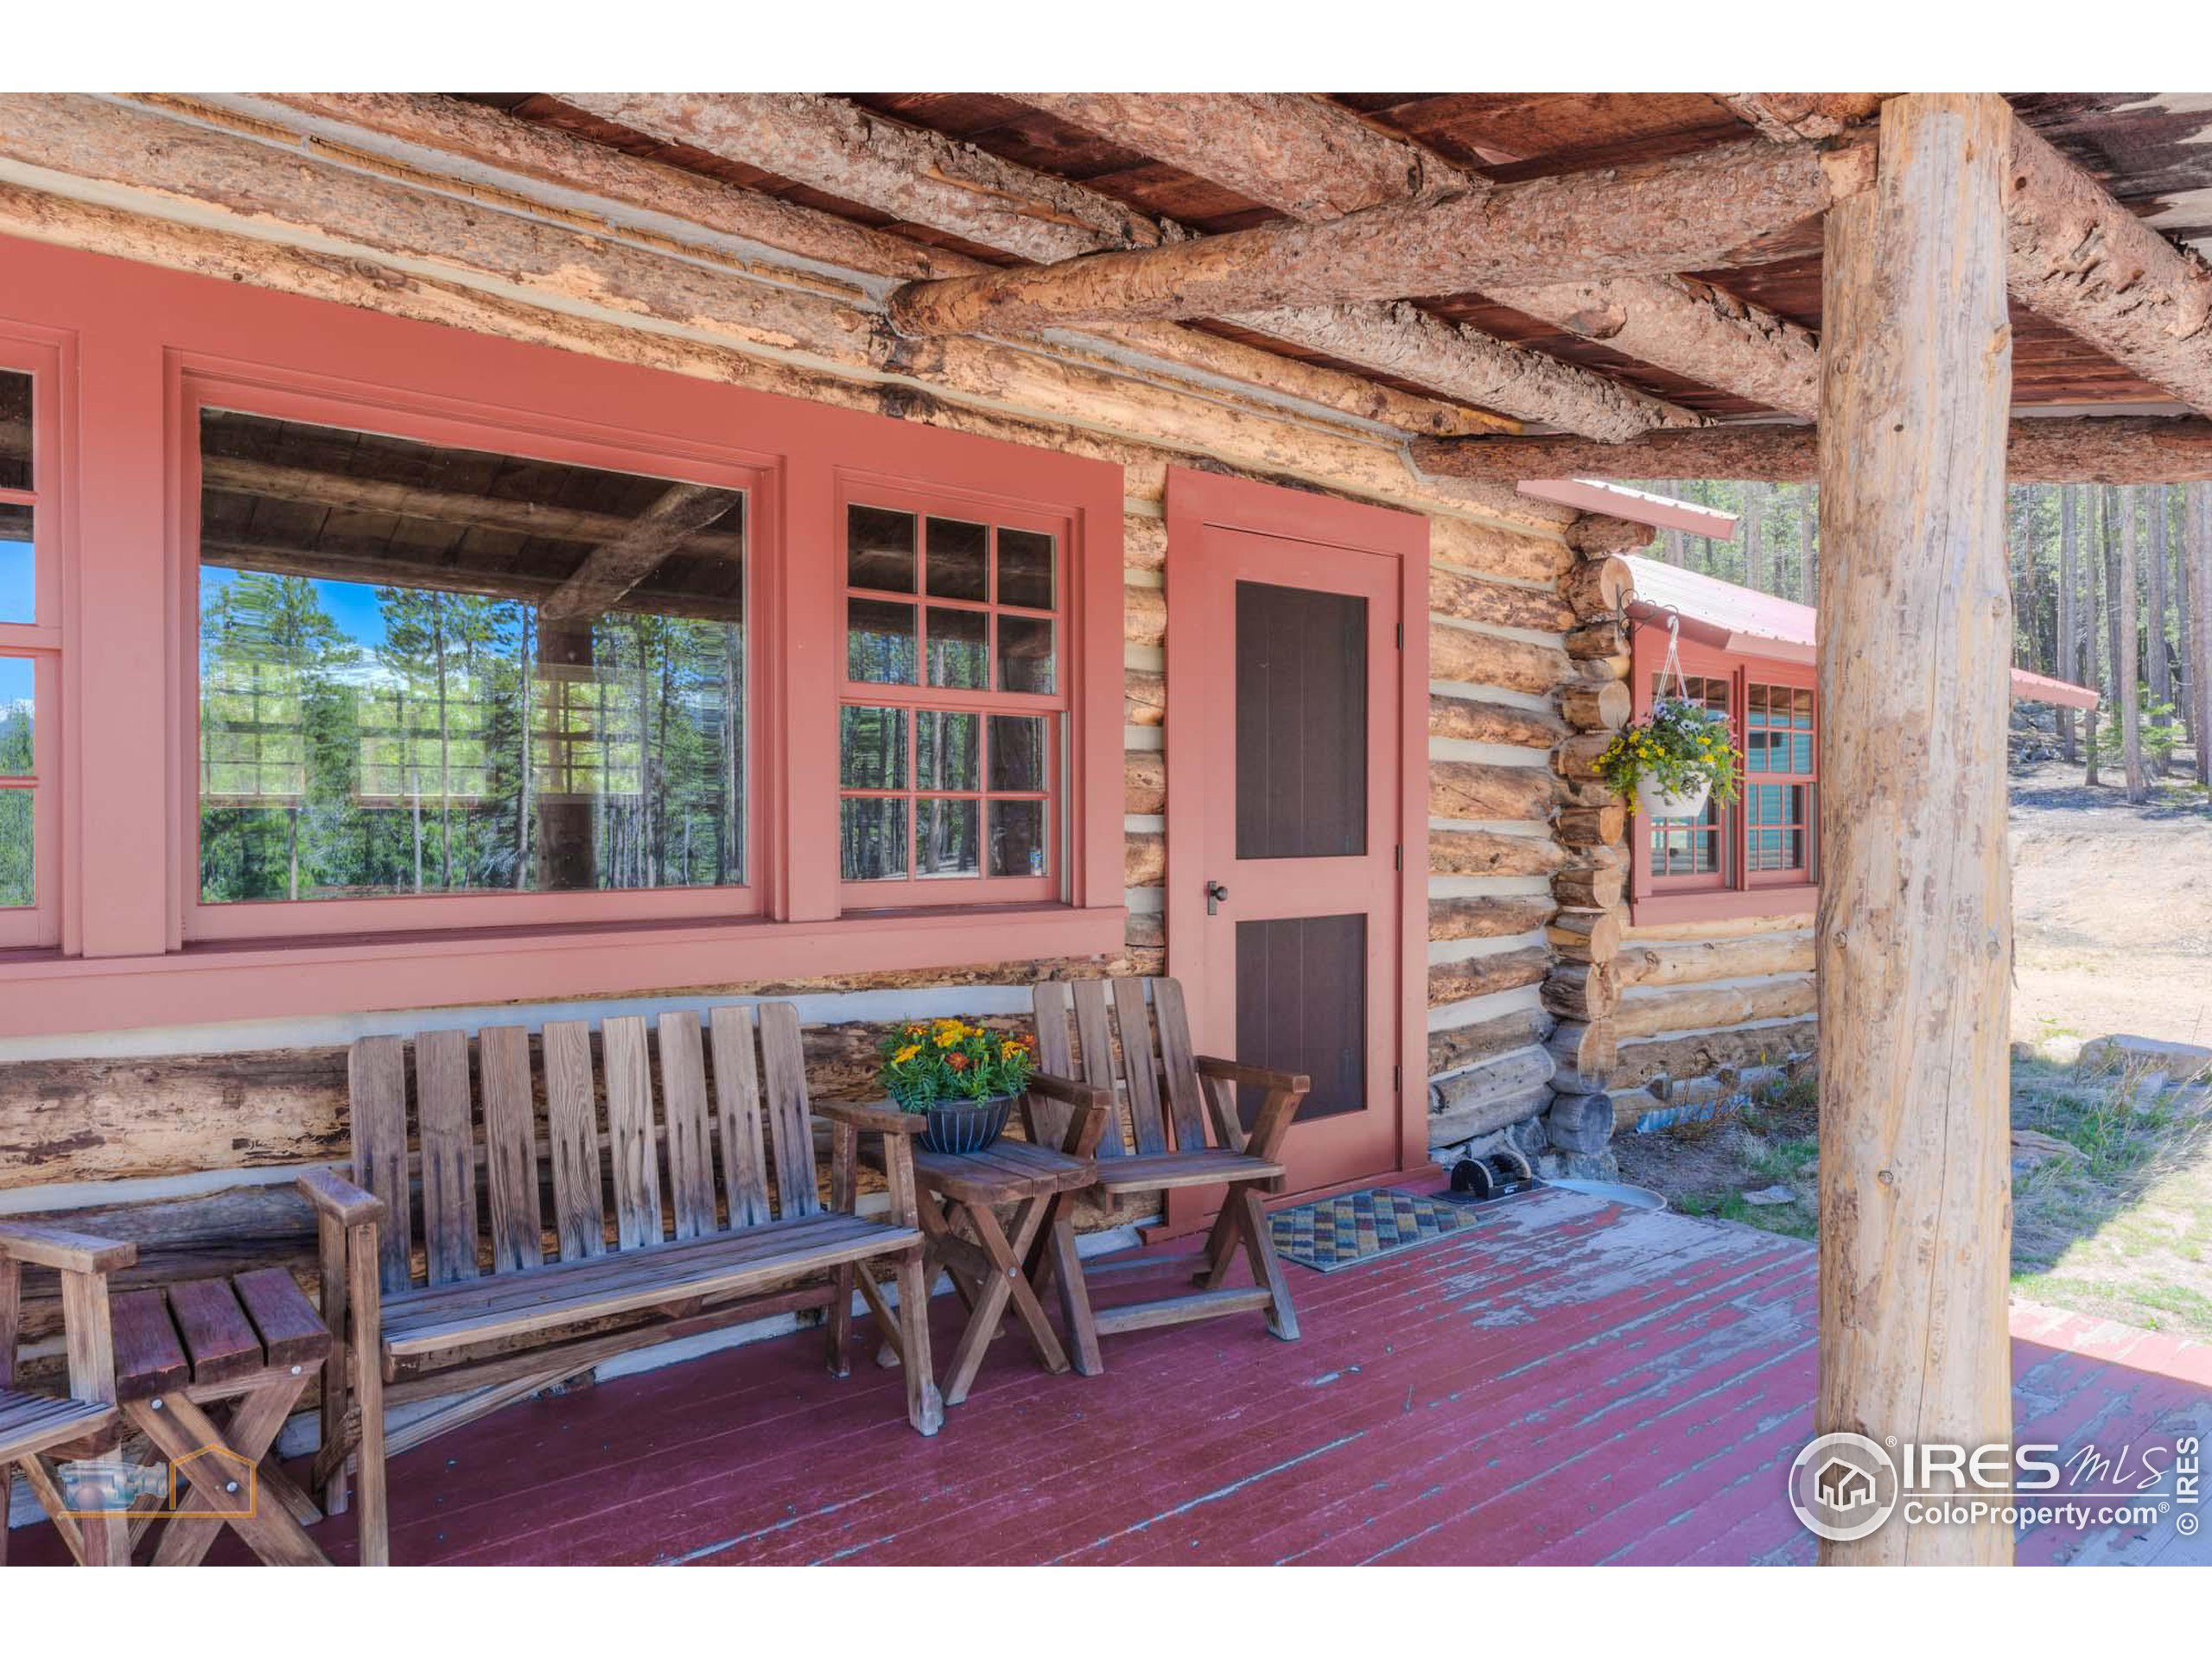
1815,93,2015,1567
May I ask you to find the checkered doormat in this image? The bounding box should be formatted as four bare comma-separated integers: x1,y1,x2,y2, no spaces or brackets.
1269,1187,1476,1274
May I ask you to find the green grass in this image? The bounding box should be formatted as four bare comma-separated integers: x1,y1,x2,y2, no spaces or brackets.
1626,1054,2212,1338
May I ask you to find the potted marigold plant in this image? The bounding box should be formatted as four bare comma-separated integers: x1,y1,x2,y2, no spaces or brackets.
1596,697,1743,820
878,1018,1039,1154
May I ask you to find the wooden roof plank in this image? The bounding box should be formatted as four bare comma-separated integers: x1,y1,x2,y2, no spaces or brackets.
1013,93,1821,420
563,92,1699,442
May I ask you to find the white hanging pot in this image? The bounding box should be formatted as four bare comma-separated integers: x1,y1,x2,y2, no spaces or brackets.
1636,773,1712,821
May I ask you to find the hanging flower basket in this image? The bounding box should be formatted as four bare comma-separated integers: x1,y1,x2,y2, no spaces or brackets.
1597,696,1743,819
1633,772,1714,821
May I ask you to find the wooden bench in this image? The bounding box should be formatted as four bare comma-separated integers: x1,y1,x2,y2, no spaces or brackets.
1032,976,1306,1342
303,1001,940,1567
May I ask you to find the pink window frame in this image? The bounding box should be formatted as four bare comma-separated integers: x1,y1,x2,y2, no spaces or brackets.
0,234,1124,1038
1627,624,1818,926
834,476,1070,909
0,327,67,951
179,371,774,942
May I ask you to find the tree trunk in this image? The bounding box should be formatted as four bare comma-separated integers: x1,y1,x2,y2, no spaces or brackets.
432,595,452,890
2148,486,2172,729
2191,482,2212,785
2120,486,2148,802
1662,481,1686,566
2056,486,2078,760
1743,480,1768,591
514,611,532,887
1815,92,2015,1567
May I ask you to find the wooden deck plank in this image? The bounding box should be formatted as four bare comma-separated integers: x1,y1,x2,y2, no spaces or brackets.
10,1190,2208,1568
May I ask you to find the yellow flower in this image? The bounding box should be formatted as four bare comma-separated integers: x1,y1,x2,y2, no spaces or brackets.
1000,1039,1025,1060
935,1027,965,1048
893,1044,921,1064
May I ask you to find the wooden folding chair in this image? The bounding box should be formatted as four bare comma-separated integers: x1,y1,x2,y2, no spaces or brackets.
1031,976,1306,1342
0,1224,133,1567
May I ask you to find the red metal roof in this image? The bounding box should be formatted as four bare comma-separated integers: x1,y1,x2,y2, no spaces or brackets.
1623,556,2101,709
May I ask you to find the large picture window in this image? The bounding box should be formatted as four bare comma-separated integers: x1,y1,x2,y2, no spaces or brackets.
0,357,57,950
838,494,1065,904
1632,643,1818,918
192,406,751,935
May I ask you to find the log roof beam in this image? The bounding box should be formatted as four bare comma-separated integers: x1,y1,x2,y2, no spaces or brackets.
559,92,1704,442
1410,416,2212,486
536,483,741,622
1010,93,1822,419
883,132,1875,341
219,93,1509,443
1720,95,2212,422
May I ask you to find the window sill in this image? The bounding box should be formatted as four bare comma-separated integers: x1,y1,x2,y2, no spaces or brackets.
1630,887,1816,928
0,904,1128,1040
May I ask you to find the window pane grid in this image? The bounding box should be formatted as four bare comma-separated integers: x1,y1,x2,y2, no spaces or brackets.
1642,666,1818,901
841,500,1063,892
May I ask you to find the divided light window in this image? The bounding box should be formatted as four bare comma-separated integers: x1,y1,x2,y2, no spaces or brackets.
1643,664,1818,902
193,408,750,930
840,499,1062,902
0,363,55,949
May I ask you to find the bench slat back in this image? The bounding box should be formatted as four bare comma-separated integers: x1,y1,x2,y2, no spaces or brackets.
346,1003,823,1295
1033,976,1206,1159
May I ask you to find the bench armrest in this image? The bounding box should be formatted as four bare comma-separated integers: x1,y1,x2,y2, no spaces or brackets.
1196,1055,1309,1161
297,1168,388,1227
1196,1056,1310,1095
1023,1072,1113,1159
0,1222,137,1275
813,1099,925,1136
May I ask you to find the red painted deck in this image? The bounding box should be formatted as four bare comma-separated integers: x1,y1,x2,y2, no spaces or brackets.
13,1189,2209,1566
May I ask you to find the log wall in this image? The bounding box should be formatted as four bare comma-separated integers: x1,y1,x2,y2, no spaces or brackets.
0,111,1590,1393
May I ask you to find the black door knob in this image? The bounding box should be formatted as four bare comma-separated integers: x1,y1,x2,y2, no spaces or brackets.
1205,880,1230,915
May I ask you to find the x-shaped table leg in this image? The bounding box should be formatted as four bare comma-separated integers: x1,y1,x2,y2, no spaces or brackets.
126,1376,328,1567
938,1192,1071,1406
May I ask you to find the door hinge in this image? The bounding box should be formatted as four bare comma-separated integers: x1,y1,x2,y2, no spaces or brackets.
1394,1064,1402,1094
1395,621,1404,649
1394,844,1402,871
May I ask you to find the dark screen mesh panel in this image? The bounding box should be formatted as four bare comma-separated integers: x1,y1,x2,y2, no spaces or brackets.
1236,913,1367,1122
1235,581,1367,861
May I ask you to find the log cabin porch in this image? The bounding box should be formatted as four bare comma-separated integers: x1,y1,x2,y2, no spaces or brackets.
3,86,2211,1569
7,1187,2207,1567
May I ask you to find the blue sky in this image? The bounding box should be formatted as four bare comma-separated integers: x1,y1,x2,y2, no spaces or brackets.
200,564,394,652
1,537,29,625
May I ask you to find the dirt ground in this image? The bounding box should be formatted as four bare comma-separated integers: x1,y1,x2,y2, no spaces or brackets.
2008,760,2212,1051
1617,753,2212,1338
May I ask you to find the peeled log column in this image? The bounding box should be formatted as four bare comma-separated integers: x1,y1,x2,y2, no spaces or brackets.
1565,620,1629,660
1559,681,1630,731
1428,694,1567,748
1429,624,1572,696
1429,895,1558,943
1428,760,1554,822
1125,751,1165,815
1427,944,1553,1006
1816,92,2015,1567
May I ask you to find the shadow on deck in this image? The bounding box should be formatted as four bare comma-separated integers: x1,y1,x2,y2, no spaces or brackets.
13,1189,2210,1566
